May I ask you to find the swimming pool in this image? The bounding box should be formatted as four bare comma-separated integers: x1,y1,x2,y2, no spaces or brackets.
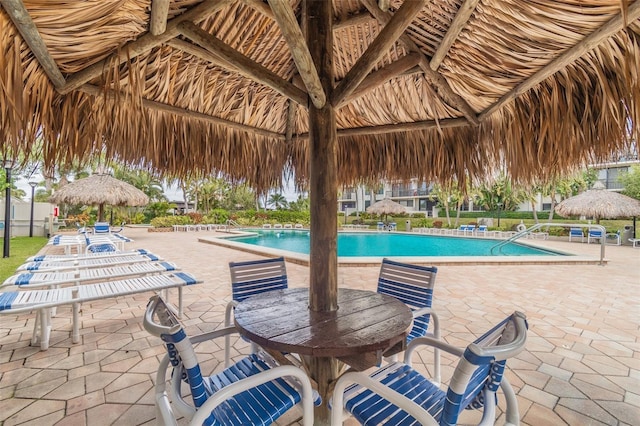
225,229,563,257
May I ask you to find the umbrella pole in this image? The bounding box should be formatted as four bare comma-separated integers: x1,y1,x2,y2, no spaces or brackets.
98,204,104,222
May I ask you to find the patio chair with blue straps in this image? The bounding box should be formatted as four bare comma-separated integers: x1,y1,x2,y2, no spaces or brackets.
143,295,315,426
569,227,584,242
224,257,288,365
377,258,441,383
587,228,603,244
331,311,528,426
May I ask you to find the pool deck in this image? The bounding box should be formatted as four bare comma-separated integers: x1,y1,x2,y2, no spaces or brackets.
0,227,638,425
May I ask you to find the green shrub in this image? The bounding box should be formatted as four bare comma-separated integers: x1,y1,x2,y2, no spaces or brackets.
150,215,192,228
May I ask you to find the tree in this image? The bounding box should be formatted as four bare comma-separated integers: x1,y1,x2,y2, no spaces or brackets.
268,193,288,210
619,164,640,200
476,174,524,227
429,181,463,227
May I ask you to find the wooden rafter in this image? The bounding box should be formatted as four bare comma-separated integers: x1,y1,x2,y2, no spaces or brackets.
285,100,297,143
167,39,239,73
178,21,308,106
362,0,479,125
479,1,640,121
378,0,390,11
150,0,170,35
0,0,65,88
60,0,232,95
331,0,427,106
337,52,422,108
292,117,469,139
78,84,284,140
268,0,325,108
430,0,480,71
334,12,377,31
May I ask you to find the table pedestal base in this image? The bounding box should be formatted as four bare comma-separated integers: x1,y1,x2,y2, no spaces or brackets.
304,356,341,426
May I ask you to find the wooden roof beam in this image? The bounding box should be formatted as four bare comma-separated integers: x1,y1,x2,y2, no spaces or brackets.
285,100,297,143
60,0,232,95
240,0,375,31
150,0,170,35
362,0,479,126
293,117,468,139
337,52,422,108
168,39,240,72
331,0,427,106
79,84,285,140
430,0,480,71
268,0,325,108
0,0,66,88
480,1,640,121
334,12,377,31
178,21,308,106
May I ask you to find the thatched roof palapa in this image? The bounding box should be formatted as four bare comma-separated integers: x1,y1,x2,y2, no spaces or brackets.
2,1,640,356
555,182,640,222
49,173,149,222
0,1,638,191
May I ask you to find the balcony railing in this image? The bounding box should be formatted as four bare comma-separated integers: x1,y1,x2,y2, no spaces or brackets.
386,189,431,198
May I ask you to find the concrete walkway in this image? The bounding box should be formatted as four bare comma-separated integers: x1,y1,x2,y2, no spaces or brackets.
0,227,638,425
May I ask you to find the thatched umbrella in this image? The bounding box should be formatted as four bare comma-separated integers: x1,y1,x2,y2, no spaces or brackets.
555,182,640,225
49,173,149,222
366,198,407,222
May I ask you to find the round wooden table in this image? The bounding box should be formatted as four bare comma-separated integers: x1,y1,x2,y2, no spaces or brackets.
234,287,413,425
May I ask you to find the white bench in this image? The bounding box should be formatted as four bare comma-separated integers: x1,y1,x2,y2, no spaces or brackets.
0,272,200,350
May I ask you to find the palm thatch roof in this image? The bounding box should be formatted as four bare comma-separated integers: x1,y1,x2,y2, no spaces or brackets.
555,182,640,221
1,1,639,191
366,198,407,215
49,173,149,221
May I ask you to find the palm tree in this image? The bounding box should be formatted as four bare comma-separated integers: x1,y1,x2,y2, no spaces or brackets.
268,193,288,210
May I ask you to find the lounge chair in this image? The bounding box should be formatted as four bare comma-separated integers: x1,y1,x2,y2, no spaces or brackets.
273,223,283,229
630,238,640,248
92,222,111,234
225,257,288,366
2,261,180,289
331,311,528,426
262,223,272,229
377,221,385,231
284,223,293,229
587,229,603,244
569,227,584,242
377,258,440,383
605,231,621,245
143,295,315,426
0,272,200,350
294,223,304,229
18,251,161,272
27,248,156,263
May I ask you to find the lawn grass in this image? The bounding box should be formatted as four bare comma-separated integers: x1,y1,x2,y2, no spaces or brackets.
0,237,48,282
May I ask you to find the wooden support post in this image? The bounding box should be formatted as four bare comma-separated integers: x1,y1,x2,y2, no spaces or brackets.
306,0,337,318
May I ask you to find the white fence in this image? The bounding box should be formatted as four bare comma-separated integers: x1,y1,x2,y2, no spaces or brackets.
1,201,58,237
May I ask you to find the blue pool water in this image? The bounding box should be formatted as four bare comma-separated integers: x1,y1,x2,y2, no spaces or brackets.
228,230,563,257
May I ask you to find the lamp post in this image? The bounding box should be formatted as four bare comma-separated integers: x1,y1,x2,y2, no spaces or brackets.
3,161,11,258
29,181,37,237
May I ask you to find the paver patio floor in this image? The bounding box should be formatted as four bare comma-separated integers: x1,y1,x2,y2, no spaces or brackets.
0,227,638,425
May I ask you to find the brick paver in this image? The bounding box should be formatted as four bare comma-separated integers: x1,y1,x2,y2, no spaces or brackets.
0,227,638,425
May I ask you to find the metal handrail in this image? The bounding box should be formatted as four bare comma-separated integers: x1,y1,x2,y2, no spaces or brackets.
226,219,241,229
490,223,607,265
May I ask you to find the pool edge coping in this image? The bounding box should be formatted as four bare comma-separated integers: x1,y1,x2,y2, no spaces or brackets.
198,234,605,266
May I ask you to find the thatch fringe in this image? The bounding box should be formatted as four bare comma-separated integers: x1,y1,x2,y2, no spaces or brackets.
1,2,639,191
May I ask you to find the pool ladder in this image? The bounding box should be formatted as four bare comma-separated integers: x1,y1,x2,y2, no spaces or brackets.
490,222,606,265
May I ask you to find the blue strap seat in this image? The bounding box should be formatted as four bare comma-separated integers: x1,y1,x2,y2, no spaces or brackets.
332,312,528,426
143,295,316,426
